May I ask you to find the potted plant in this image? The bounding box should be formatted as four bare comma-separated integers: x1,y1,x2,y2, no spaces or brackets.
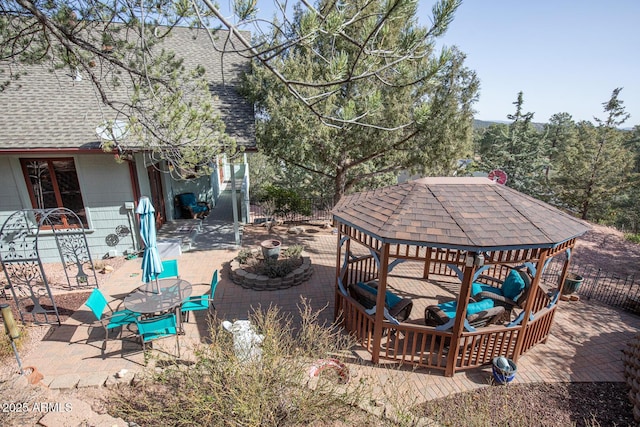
260,239,281,260
562,272,584,295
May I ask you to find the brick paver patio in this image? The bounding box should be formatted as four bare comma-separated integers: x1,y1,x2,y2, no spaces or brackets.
18,226,640,403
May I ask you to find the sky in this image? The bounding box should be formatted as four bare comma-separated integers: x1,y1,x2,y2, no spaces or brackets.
224,0,640,126
433,0,640,125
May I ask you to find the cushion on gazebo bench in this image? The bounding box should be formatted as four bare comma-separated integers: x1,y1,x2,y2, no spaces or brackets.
347,281,413,322
473,268,532,320
434,298,494,319
424,298,504,329
501,269,527,300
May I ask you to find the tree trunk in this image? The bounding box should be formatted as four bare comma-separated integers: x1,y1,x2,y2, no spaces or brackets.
581,188,591,220
334,166,347,204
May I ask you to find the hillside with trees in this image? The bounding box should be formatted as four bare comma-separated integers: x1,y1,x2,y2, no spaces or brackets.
473,89,639,232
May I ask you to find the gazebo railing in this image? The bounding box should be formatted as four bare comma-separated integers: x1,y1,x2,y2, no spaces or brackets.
426,248,465,278
519,306,557,354
337,283,559,375
340,294,375,348
453,327,520,369
344,254,379,285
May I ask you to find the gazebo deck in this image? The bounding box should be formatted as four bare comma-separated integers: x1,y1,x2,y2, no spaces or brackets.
370,261,459,323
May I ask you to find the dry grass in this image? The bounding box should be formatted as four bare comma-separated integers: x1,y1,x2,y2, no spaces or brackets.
419,382,633,427
107,300,397,426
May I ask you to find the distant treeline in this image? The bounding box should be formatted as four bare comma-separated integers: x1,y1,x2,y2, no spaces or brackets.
469,90,640,233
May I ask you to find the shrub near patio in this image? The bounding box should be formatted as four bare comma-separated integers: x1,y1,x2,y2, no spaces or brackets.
255,245,304,279
107,301,393,427
231,244,314,290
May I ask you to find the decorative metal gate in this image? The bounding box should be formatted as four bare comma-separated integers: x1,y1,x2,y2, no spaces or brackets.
0,208,98,325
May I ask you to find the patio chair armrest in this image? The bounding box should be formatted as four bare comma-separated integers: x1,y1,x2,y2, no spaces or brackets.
477,275,504,285
389,298,413,322
475,291,518,308
181,297,216,306
103,309,140,327
424,305,448,326
467,306,505,327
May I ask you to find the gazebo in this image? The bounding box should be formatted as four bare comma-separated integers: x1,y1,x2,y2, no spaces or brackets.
332,177,590,376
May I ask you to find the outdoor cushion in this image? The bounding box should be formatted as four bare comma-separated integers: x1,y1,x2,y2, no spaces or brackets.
502,270,526,300
178,193,197,206
472,282,483,297
356,282,402,307
436,298,495,318
467,298,495,315
349,281,413,322
437,300,458,318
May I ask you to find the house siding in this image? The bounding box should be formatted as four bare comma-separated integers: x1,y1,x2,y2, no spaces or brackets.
0,153,138,263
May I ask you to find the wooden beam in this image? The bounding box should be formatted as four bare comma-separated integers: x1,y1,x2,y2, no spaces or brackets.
445,253,477,377
513,247,551,361
333,226,345,321
371,243,390,364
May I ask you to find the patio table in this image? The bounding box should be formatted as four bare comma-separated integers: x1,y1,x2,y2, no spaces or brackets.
124,278,192,332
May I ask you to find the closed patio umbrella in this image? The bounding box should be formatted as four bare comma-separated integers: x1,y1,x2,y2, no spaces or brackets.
136,196,163,294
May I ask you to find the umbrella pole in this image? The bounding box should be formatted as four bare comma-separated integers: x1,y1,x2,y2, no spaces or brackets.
155,277,161,294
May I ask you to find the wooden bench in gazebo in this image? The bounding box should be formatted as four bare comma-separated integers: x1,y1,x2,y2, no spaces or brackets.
332,177,590,377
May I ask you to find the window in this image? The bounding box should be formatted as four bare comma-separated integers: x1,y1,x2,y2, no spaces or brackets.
20,158,88,228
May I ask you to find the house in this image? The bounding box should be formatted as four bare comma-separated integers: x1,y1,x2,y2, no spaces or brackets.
0,26,255,263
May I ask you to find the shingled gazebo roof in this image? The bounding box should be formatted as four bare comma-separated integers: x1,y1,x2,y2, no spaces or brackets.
332,177,590,252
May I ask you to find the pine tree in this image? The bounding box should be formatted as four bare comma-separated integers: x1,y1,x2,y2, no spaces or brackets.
241,0,479,201
477,92,547,196
552,88,632,220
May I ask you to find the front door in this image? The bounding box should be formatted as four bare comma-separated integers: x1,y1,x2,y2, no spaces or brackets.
147,165,166,229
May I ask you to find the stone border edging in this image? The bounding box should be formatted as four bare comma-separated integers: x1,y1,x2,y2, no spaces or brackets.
230,257,313,290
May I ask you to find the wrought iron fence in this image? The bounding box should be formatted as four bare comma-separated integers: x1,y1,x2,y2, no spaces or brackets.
541,257,640,314
249,197,334,224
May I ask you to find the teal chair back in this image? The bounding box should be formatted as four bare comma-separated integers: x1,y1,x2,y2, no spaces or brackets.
181,270,218,322
136,313,177,342
210,270,219,298
157,259,179,279
85,288,108,320
136,312,180,357
84,288,138,346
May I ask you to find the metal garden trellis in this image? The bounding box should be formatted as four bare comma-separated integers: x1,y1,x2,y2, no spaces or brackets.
0,208,98,325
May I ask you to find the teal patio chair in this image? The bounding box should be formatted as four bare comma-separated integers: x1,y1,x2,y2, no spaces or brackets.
181,270,218,322
174,192,210,219
157,259,179,279
84,288,139,346
135,312,180,357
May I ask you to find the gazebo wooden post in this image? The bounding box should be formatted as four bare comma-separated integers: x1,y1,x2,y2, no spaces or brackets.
371,243,391,364
445,253,476,377
513,248,551,361
557,247,573,296
333,225,346,320
423,247,433,279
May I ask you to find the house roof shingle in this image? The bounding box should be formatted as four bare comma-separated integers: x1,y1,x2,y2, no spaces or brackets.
0,26,255,151
332,177,590,251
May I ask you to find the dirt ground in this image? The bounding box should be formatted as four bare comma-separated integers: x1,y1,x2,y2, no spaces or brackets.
1,222,639,426
571,223,640,278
